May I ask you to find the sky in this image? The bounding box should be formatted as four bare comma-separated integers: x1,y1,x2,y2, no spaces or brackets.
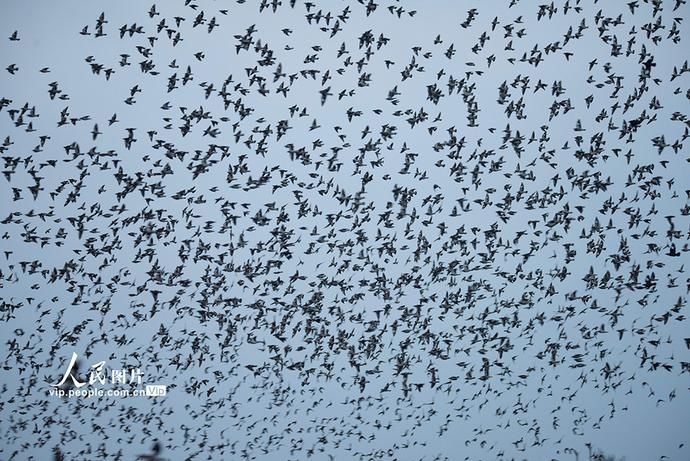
1,1,689,460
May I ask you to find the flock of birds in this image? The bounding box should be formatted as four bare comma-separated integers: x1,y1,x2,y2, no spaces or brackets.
1,0,689,460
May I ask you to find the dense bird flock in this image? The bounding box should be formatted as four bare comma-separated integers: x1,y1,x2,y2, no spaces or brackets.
1,0,690,460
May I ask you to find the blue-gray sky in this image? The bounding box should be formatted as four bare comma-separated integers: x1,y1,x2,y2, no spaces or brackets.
1,1,689,460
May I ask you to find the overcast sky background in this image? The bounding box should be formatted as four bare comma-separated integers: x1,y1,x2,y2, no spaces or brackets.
1,1,689,460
